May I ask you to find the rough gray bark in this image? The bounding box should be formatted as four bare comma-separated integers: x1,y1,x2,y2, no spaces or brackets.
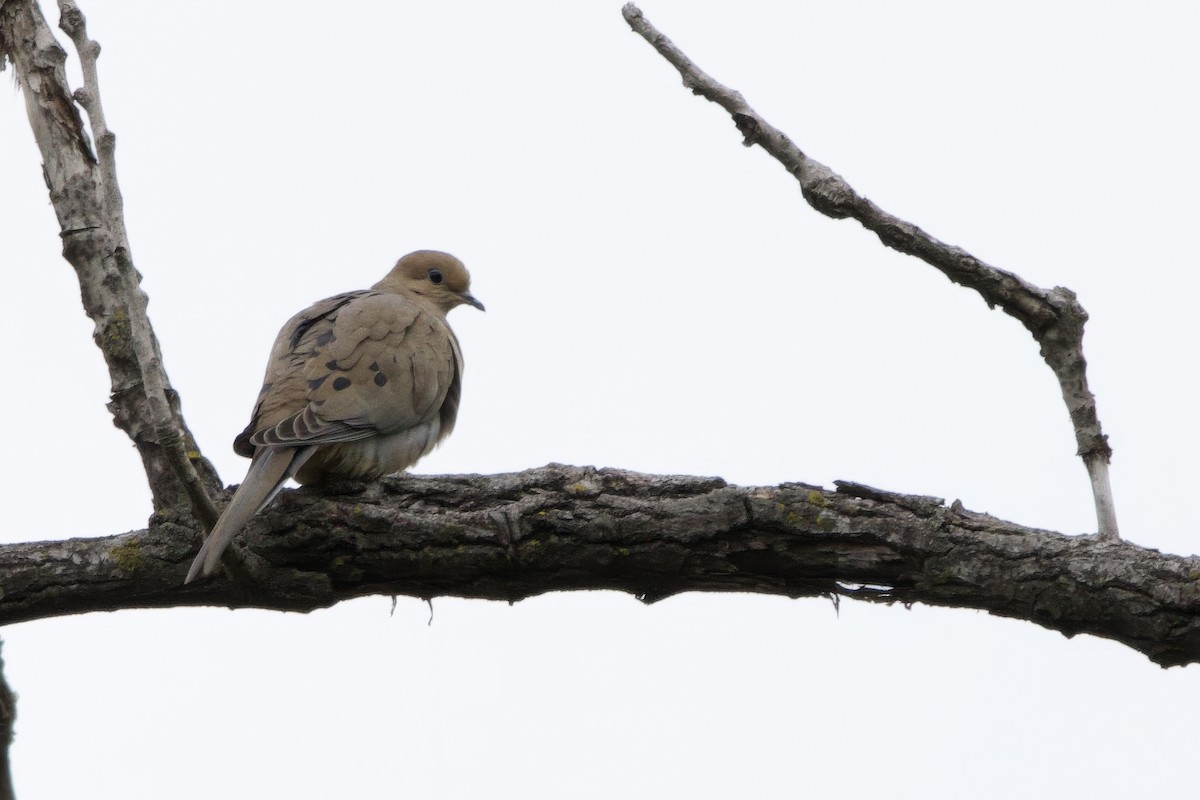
3,465,1198,667
621,3,1119,541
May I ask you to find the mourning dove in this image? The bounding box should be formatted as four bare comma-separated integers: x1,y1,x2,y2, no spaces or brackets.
185,250,483,583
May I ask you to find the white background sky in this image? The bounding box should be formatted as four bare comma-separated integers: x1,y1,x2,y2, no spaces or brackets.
2,1,1199,798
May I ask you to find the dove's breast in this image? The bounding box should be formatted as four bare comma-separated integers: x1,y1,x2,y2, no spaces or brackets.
293,417,445,484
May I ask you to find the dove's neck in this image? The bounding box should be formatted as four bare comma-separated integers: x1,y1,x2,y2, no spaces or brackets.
375,284,452,318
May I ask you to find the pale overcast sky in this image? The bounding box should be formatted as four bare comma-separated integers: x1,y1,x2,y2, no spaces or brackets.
2,2,1198,798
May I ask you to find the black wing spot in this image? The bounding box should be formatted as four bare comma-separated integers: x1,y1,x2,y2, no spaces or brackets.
315,330,335,347
325,359,340,371
308,375,329,391
333,377,352,391
374,372,388,387
368,361,380,372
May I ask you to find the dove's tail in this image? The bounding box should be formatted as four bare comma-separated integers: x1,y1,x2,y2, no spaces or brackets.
185,446,316,583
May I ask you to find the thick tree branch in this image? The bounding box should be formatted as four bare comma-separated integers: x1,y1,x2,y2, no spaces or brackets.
1,465,1196,666
0,0,221,524
621,4,1119,541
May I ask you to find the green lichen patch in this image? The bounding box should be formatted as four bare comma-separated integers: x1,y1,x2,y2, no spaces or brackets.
109,540,143,573
104,308,134,360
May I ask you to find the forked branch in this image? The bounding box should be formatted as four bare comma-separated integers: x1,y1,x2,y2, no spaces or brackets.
621,3,1118,540
0,0,221,525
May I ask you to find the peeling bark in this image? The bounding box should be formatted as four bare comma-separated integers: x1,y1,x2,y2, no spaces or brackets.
4,465,1197,667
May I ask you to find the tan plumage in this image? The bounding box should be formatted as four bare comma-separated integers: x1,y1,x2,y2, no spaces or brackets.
185,250,483,583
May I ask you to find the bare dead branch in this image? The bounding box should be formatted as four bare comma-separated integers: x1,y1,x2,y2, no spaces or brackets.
0,0,221,525
1,465,1196,666
620,3,1119,541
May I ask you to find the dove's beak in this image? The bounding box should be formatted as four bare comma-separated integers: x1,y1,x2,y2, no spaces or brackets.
460,292,485,312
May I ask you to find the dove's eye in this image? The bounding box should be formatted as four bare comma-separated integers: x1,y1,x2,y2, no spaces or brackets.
428,269,444,285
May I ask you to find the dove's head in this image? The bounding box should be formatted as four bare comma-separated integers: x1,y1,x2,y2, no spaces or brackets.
376,250,485,314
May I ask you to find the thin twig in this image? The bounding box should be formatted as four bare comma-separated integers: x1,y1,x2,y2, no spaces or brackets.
621,3,1119,540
